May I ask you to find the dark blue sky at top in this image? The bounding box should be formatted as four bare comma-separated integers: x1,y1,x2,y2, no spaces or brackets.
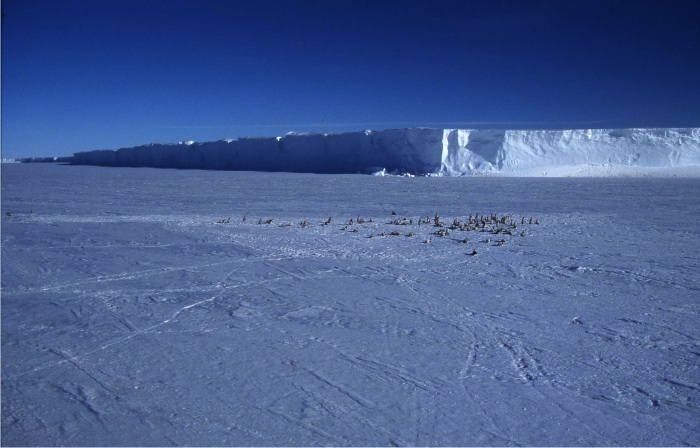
2,0,699,158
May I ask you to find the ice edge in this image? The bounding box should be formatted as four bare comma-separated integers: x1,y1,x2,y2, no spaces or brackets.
66,127,700,177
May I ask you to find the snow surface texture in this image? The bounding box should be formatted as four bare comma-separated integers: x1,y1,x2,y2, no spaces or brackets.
2,164,700,446
69,128,700,176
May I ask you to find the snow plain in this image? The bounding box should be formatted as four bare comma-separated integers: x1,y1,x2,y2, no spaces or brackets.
2,163,699,446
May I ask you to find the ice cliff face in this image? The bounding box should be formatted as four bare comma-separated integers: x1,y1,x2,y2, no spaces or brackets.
439,128,700,176
71,128,700,176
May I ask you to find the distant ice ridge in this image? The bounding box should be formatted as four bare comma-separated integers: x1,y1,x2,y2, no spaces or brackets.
7,156,73,164
71,128,700,176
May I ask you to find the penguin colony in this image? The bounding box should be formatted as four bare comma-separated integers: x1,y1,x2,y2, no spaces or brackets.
215,211,540,256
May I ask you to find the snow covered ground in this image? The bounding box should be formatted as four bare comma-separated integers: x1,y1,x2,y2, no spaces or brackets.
2,164,699,446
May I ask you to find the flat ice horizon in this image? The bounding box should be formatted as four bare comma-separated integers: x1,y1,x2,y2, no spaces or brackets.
68,127,700,177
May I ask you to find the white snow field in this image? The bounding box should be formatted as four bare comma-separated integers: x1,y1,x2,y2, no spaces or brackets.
2,164,700,446
70,127,700,177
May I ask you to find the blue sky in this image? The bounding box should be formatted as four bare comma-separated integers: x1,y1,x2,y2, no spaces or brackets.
2,0,699,158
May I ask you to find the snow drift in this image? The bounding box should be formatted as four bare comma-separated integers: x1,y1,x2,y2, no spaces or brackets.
71,128,700,176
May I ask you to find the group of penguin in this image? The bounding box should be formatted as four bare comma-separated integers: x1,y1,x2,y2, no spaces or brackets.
222,210,540,257
380,212,539,256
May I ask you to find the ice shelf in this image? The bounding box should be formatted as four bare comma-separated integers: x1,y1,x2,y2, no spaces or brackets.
69,128,700,176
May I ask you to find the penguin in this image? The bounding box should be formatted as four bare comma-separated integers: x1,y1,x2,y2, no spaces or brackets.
468,249,478,256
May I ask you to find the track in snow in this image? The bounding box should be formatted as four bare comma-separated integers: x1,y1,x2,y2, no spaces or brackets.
2,165,699,446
